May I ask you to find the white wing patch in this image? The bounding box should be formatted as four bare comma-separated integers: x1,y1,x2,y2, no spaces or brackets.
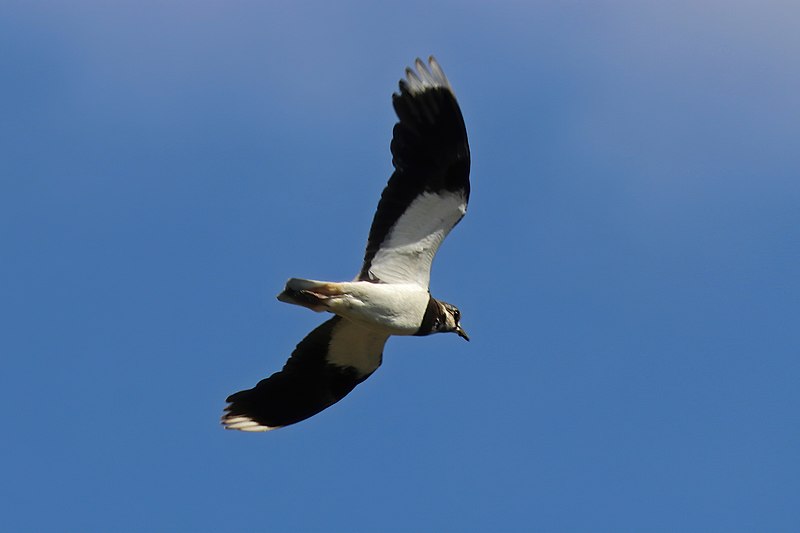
326,318,389,376
404,57,453,95
222,415,276,432
367,190,467,287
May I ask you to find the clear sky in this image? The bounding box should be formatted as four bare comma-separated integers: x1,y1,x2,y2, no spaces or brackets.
2,1,798,532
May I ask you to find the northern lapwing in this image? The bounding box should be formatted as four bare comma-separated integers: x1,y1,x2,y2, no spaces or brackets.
222,56,471,431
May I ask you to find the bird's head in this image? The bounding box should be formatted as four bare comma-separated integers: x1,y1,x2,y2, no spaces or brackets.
438,301,469,341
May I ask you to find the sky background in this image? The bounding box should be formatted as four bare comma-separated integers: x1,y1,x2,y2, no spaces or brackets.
2,1,798,532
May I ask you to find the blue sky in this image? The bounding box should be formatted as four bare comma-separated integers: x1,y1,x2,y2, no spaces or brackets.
2,1,798,532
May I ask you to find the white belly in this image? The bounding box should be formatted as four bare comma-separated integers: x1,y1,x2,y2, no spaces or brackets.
325,281,429,335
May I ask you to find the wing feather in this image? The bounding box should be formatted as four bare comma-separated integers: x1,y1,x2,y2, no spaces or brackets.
359,57,470,287
222,317,389,431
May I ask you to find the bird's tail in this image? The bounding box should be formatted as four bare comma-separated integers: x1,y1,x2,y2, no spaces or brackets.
276,278,344,312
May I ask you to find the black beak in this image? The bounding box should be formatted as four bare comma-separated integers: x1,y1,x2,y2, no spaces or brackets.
455,326,470,342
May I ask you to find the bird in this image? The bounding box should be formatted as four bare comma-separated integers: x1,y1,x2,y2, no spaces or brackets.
222,56,471,431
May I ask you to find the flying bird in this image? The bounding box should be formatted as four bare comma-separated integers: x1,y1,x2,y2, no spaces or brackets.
222,56,471,431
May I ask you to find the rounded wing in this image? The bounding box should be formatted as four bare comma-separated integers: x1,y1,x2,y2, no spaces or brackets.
358,57,471,288
222,317,389,431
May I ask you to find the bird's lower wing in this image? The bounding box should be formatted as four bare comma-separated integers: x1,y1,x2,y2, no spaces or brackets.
222,316,389,431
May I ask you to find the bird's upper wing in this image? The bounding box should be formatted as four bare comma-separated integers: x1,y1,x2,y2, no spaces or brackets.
222,316,389,431
358,57,470,288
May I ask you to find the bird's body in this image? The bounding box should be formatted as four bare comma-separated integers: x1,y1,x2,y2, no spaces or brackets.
223,56,471,431
278,278,430,335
